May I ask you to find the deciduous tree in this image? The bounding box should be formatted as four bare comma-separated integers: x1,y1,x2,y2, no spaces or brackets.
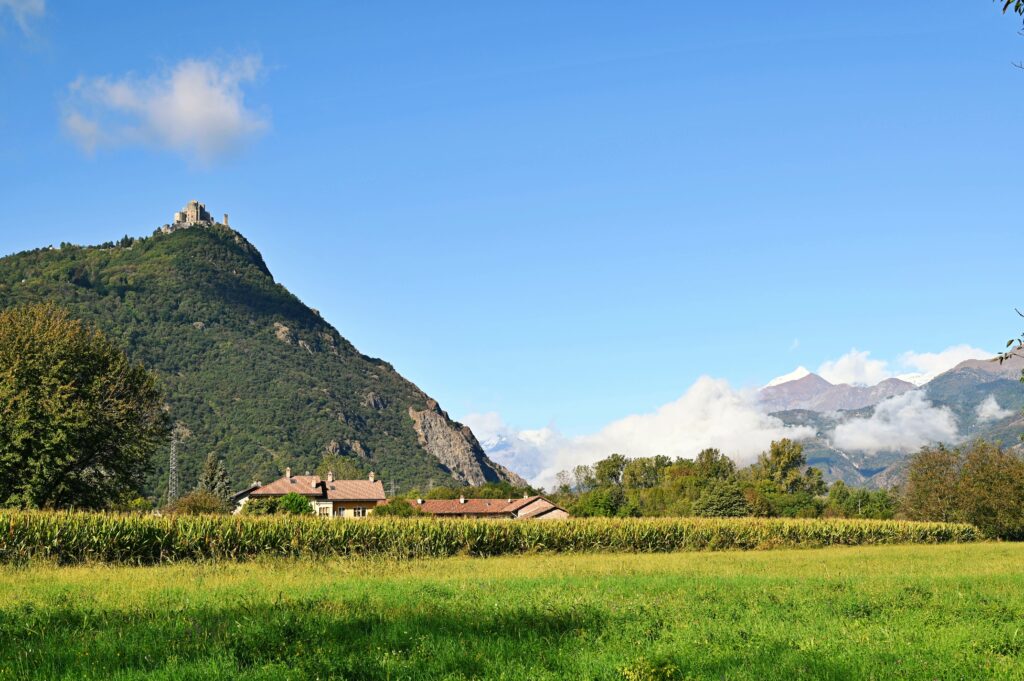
594,453,628,487
622,455,671,490
0,304,169,509
693,480,750,517
693,448,736,481
957,440,1024,539
901,445,961,523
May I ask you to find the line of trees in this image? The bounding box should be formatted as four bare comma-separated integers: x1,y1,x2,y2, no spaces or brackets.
901,440,1024,540
549,438,1024,539
550,440,888,520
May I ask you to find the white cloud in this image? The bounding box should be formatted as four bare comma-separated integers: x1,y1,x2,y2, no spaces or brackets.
817,349,890,386
462,412,557,482
470,376,815,488
63,56,268,162
897,345,992,385
975,395,1013,423
0,0,44,34
831,391,958,454
804,345,993,388
475,343,994,486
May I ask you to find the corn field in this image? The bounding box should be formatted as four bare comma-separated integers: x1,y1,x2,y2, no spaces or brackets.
0,511,979,565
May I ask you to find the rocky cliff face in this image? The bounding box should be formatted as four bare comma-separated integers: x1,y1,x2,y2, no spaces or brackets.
408,401,527,486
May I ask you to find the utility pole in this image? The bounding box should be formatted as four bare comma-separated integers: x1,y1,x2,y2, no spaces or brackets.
167,429,179,503
166,421,191,505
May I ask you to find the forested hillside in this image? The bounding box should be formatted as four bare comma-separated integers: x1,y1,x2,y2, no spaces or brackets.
0,223,522,498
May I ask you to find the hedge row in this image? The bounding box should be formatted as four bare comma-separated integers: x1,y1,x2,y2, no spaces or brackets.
0,511,979,565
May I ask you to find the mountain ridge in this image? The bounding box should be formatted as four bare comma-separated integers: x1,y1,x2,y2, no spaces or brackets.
759,372,916,412
763,356,1024,488
0,221,525,497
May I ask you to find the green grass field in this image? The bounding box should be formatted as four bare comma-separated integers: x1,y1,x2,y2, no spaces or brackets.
1,543,1022,680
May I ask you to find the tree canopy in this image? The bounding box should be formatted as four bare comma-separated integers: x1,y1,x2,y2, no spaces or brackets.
195,453,232,505
0,303,169,509
551,440,892,521
904,440,1024,539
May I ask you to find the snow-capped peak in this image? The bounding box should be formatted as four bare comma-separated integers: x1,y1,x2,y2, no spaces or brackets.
764,366,811,388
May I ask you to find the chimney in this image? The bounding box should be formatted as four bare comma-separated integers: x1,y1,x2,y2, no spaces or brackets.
368,471,376,483
417,498,424,504
523,493,529,499
285,467,291,479
459,495,466,504
327,471,334,483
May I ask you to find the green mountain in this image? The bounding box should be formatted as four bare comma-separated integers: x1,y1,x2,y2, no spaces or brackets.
0,220,524,498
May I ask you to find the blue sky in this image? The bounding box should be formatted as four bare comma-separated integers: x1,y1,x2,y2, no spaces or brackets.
1,3,1022,468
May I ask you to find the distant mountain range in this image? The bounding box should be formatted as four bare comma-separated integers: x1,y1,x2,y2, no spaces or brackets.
759,373,917,412
760,355,1024,488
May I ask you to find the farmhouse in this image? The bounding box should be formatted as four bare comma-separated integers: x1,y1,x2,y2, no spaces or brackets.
408,495,569,520
235,468,386,517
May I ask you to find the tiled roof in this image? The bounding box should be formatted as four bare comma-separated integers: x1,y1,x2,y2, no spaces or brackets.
249,475,385,501
410,496,565,517
231,484,261,502
415,498,516,515
251,475,323,497
516,498,569,519
325,480,385,501
505,496,544,512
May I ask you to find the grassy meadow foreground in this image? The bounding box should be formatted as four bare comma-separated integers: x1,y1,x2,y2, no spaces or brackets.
1,543,1023,680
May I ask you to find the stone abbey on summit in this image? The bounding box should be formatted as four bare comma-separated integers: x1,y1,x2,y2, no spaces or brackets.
161,200,229,233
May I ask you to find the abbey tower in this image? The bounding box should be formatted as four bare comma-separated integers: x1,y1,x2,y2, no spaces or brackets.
172,200,214,227
161,200,227,233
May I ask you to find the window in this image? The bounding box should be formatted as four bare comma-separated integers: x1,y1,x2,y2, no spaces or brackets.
353,507,367,518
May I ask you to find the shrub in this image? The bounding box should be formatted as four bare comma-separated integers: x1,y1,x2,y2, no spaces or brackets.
372,499,426,517
571,487,626,517
764,491,821,518
693,480,750,518
166,491,228,515
277,492,312,515
109,496,153,513
242,498,278,515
